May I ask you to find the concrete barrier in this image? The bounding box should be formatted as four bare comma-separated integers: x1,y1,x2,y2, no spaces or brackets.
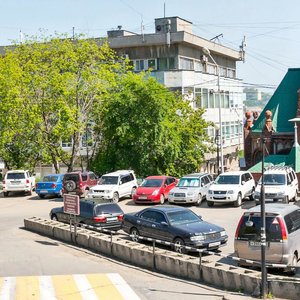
24,217,300,299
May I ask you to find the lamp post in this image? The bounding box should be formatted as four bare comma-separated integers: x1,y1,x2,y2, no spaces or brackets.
214,124,221,174
202,47,224,173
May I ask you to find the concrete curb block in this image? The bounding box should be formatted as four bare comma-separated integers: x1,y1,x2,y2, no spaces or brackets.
24,217,300,299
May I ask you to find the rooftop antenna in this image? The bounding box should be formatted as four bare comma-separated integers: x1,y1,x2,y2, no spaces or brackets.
210,33,223,43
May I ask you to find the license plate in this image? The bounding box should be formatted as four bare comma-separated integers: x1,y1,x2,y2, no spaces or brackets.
40,190,48,193
139,196,147,200
209,241,221,248
106,217,118,222
249,241,261,247
11,181,21,184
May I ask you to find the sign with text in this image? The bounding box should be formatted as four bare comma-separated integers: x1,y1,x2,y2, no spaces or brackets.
63,194,80,215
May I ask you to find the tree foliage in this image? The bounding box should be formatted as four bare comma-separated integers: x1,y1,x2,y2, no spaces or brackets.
91,72,212,177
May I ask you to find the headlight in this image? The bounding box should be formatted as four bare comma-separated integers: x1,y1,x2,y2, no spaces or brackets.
152,189,159,196
169,192,174,196
104,190,111,193
190,235,205,241
220,230,227,237
227,190,234,194
187,192,195,196
208,190,213,194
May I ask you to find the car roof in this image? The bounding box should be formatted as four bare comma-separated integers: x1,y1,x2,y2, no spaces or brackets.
44,173,64,176
6,170,28,173
81,198,119,205
218,171,249,176
181,173,210,178
145,175,172,179
143,205,189,213
245,204,299,215
103,170,133,176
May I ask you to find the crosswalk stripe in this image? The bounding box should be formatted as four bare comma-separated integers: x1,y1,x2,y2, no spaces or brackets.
73,274,98,300
107,273,140,300
39,276,56,300
51,275,82,300
0,277,16,300
16,276,40,300
86,273,123,300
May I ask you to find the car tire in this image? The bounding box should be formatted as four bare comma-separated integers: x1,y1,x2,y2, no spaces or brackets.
39,194,45,199
173,238,186,254
160,194,165,204
51,214,58,221
234,193,242,207
112,192,119,203
130,227,140,242
283,195,289,204
3,191,9,197
131,187,136,199
196,193,203,206
28,188,32,196
65,180,76,192
286,253,298,276
249,187,255,201
207,201,214,207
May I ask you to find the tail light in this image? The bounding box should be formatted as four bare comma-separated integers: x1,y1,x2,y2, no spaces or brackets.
26,179,30,184
277,217,287,240
51,183,57,188
118,214,123,221
79,182,83,188
94,216,107,223
235,216,244,239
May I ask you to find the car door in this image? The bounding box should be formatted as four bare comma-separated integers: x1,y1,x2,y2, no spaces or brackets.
138,210,158,238
119,175,129,198
164,177,176,198
150,211,174,242
200,176,210,197
88,172,98,187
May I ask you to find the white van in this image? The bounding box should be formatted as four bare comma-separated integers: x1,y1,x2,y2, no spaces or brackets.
254,166,298,204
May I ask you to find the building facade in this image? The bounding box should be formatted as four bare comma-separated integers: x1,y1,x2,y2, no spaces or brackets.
104,16,245,174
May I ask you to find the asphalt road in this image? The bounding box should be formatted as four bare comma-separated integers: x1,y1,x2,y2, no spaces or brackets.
0,192,293,299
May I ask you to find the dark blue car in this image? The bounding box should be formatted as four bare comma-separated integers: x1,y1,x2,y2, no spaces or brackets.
35,174,64,198
122,206,228,253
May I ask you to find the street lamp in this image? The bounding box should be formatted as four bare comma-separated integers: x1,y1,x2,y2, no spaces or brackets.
202,47,224,173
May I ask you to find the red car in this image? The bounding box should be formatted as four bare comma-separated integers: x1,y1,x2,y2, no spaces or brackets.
133,176,177,204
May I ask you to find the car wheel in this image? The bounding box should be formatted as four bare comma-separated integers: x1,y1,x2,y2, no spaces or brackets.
39,194,45,199
286,254,298,276
283,195,289,204
51,214,58,221
249,187,255,201
160,194,165,204
173,238,186,254
28,188,32,196
130,227,140,242
112,192,119,203
196,193,203,206
65,180,76,192
207,201,214,207
3,191,9,197
131,187,136,199
234,193,242,207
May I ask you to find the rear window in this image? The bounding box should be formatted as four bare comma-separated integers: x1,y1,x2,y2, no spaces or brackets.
64,174,80,182
95,204,123,215
237,215,282,242
6,173,25,180
43,175,58,182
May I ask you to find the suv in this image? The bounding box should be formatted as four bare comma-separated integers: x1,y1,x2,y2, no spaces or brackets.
88,170,137,203
254,166,298,204
234,204,300,275
62,171,98,198
207,171,255,207
168,173,213,206
2,170,35,196
50,198,124,231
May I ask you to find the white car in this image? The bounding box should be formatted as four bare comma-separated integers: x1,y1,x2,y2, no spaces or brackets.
88,170,138,203
168,173,213,205
3,170,35,197
207,171,255,207
254,166,298,204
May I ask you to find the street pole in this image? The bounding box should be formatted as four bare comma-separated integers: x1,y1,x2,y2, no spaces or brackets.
260,138,267,298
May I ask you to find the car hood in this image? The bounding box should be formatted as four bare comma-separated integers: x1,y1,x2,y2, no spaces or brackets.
173,220,224,234
91,184,118,191
136,186,161,194
209,184,240,191
171,187,199,193
255,185,285,193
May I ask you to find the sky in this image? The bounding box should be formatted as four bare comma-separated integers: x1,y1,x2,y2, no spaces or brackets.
1,0,300,93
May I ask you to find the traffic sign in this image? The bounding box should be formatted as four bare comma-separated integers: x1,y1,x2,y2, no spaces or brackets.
63,194,80,215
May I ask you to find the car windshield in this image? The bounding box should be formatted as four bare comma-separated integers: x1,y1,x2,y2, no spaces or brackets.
141,179,163,187
258,174,285,185
7,173,25,180
237,215,282,242
215,175,240,185
99,176,119,185
167,210,200,225
43,175,59,182
177,178,200,187
95,204,123,215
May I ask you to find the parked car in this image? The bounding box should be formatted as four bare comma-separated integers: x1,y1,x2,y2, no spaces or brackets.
88,170,138,203
133,175,177,204
35,174,64,198
254,166,298,204
234,204,300,275
206,171,255,207
122,206,228,253
168,173,213,206
50,198,124,231
2,170,35,197
62,171,98,198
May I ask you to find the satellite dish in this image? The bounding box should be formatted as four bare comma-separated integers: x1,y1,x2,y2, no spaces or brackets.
156,25,162,32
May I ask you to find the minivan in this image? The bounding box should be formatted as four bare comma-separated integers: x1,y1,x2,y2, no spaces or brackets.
234,204,300,275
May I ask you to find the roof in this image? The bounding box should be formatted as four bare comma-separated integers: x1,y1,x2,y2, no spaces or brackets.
150,205,188,213
251,68,300,134
182,173,209,178
219,171,249,176
246,203,298,215
103,170,133,176
145,175,171,179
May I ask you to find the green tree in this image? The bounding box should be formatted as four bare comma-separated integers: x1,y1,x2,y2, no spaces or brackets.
92,72,212,177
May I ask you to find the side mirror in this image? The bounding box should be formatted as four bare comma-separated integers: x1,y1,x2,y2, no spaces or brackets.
119,181,122,185
201,182,204,187
198,215,202,220
161,221,168,226
241,181,245,185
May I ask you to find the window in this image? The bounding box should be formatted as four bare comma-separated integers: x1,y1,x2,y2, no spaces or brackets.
148,59,157,70
80,202,93,218
134,60,145,71
202,89,209,108
285,210,300,233
158,57,175,70
89,172,96,180
195,60,203,72
179,57,193,70
62,138,72,148
81,173,88,181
